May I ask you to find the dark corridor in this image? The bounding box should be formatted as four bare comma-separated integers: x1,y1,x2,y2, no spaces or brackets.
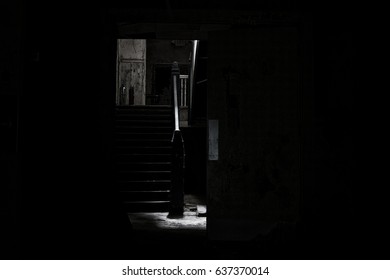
153,66,171,105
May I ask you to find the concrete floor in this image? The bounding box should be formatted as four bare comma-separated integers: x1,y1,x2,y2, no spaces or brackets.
128,194,206,237
125,194,210,259
125,195,299,259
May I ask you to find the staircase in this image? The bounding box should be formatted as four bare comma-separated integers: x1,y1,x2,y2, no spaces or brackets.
114,105,173,212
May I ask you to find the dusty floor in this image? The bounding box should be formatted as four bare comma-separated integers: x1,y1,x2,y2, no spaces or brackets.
125,195,298,259
126,194,211,259
128,194,206,236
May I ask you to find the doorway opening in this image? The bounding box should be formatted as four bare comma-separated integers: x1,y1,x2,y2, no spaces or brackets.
114,38,208,247
149,63,189,106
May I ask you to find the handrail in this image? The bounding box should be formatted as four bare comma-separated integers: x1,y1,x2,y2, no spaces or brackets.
169,61,185,217
188,40,199,125
173,74,180,131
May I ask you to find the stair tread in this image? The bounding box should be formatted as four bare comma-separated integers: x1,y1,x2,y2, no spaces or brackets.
116,114,171,117
115,132,171,135
116,153,171,155
116,105,172,108
116,119,171,122
118,180,171,183
115,138,171,142
119,189,171,192
115,149,172,153
115,142,171,146
119,185,171,188
117,161,171,164
118,170,171,173
120,190,170,193
123,200,170,203
115,128,173,133
115,126,172,129
116,146,171,148
116,153,171,156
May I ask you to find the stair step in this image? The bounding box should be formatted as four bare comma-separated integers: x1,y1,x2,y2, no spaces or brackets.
117,170,171,180
115,132,172,140
115,153,172,162
123,200,171,213
116,162,171,171
116,105,172,109
119,190,170,201
117,180,171,190
115,146,172,154
116,119,172,124
115,114,172,120
115,126,173,133
115,139,171,146
116,110,172,116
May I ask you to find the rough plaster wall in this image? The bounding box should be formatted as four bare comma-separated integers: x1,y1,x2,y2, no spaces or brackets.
119,39,146,60
145,39,192,97
207,27,300,239
117,39,146,105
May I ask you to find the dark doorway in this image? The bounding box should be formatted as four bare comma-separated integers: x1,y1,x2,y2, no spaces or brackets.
149,64,190,105
113,38,208,259
114,39,207,211
151,65,171,105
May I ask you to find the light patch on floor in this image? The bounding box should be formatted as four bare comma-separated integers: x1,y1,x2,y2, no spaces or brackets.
128,211,206,231
128,195,206,233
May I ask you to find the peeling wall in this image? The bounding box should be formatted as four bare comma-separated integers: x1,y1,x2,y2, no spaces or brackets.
116,39,146,105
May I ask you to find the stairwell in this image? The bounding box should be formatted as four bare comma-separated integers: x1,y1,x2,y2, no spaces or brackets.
114,105,174,212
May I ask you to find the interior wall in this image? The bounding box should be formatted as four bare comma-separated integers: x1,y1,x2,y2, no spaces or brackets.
0,0,23,258
207,27,300,240
116,39,146,105
12,4,133,259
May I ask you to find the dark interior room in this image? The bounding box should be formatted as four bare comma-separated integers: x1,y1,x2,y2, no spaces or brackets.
1,0,388,260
